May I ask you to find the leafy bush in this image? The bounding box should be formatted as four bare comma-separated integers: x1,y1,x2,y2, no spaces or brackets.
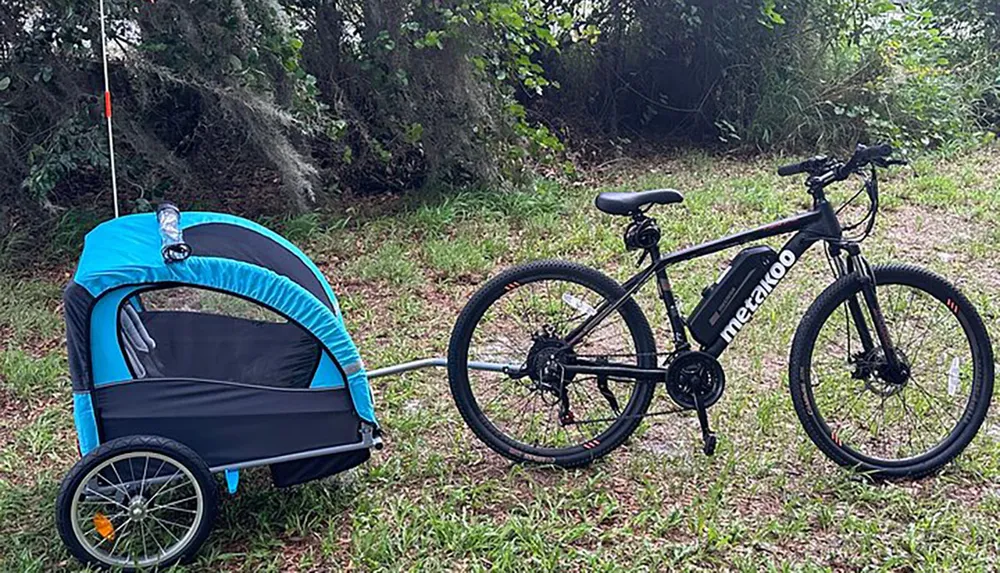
534,0,999,150
0,1,577,222
1,0,997,270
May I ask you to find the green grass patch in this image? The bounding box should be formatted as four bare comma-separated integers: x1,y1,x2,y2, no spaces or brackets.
347,241,423,286
0,350,65,400
0,278,64,348
424,232,507,278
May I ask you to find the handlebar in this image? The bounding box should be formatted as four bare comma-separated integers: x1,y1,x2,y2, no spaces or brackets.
837,143,893,178
777,155,829,177
777,143,904,182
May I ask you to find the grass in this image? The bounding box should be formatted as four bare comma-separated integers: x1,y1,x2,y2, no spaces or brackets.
2,145,1000,571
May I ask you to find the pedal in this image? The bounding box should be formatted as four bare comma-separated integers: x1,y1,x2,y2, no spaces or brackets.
703,433,717,456
691,393,718,456
558,409,575,426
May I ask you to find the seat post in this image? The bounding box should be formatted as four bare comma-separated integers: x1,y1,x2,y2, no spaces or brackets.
648,243,690,351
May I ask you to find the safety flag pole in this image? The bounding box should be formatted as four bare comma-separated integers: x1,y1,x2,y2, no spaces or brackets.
97,0,120,218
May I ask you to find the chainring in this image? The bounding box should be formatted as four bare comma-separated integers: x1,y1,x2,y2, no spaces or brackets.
665,350,726,410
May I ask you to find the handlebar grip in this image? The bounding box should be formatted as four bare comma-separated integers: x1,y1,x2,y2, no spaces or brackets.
777,155,828,177
777,161,807,177
156,203,191,263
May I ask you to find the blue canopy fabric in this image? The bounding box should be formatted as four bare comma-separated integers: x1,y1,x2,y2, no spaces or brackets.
72,212,375,425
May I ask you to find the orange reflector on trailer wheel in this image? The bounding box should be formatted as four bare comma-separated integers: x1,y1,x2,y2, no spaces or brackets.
93,512,115,540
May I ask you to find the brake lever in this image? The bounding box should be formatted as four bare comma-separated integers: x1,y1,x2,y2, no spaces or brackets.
871,158,908,169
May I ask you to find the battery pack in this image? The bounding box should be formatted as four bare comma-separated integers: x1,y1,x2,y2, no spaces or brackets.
687,245,777,346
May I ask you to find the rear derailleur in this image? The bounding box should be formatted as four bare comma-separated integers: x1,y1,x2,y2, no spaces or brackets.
525,326,579,425
525,326,623,427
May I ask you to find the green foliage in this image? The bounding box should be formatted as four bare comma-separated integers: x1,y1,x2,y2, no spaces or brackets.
48,208,104,259
0,350,65,401
541,0,999,150
1,0,998,271
1,0,578,229
424,232,507,277
817,2,998,150
21,111,108,202
348,241,424,286
275,213,323,244
0,278,64,347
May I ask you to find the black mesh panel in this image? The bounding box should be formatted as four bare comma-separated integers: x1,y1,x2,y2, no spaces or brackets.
64,281,95,391
138,311,321,388
183,223,334,311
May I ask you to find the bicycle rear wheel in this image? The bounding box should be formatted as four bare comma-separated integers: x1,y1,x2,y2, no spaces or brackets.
448,260,657,467
790,264,994,478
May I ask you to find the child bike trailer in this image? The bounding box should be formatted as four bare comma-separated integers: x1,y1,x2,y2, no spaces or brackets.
56,205,380,570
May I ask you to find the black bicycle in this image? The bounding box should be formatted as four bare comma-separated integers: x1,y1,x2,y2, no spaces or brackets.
448,143,994,478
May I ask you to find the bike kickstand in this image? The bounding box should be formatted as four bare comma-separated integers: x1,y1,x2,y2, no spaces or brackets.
691,394,717,456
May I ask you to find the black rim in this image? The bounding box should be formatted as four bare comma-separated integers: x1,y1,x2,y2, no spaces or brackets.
805,275,981,467
460,274,651,458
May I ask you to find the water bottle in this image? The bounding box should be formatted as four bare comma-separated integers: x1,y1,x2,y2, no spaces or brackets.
156,202,191,263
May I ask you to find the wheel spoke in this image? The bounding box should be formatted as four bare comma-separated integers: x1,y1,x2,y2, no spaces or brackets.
107,460,132,497
151,495,198,511
95,472,129,500
139,519,150,563
146,517,167,556
148,513,193,532
149,514,182,544
154,505,198,515
144,470,185,504
69,450,203,568
105,518,133,556
138,456,150,499
804,279,978,465
82,487,129,510
463,273,649,455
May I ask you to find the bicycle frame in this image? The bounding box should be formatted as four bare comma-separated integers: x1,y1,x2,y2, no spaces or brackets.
561,186,900,382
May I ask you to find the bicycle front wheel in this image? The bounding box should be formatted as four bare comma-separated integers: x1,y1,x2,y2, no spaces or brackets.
790,264,994,478
448,260,657,467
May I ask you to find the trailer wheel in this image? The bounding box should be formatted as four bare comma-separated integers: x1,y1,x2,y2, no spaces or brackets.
56,435,218,571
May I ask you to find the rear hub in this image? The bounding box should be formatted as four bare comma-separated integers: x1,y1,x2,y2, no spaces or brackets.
525,327,578,425
128,496,149,522
525,327,575,389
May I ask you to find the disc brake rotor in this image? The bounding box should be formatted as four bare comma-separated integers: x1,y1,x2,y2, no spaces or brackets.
853,346,910,397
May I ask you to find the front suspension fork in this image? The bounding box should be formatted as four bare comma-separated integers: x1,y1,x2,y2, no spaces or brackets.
843,249,905,379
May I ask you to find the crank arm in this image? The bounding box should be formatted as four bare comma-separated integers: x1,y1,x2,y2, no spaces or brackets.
691,393,717,456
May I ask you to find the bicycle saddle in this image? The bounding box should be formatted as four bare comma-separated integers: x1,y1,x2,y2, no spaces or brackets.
594,189,684,215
